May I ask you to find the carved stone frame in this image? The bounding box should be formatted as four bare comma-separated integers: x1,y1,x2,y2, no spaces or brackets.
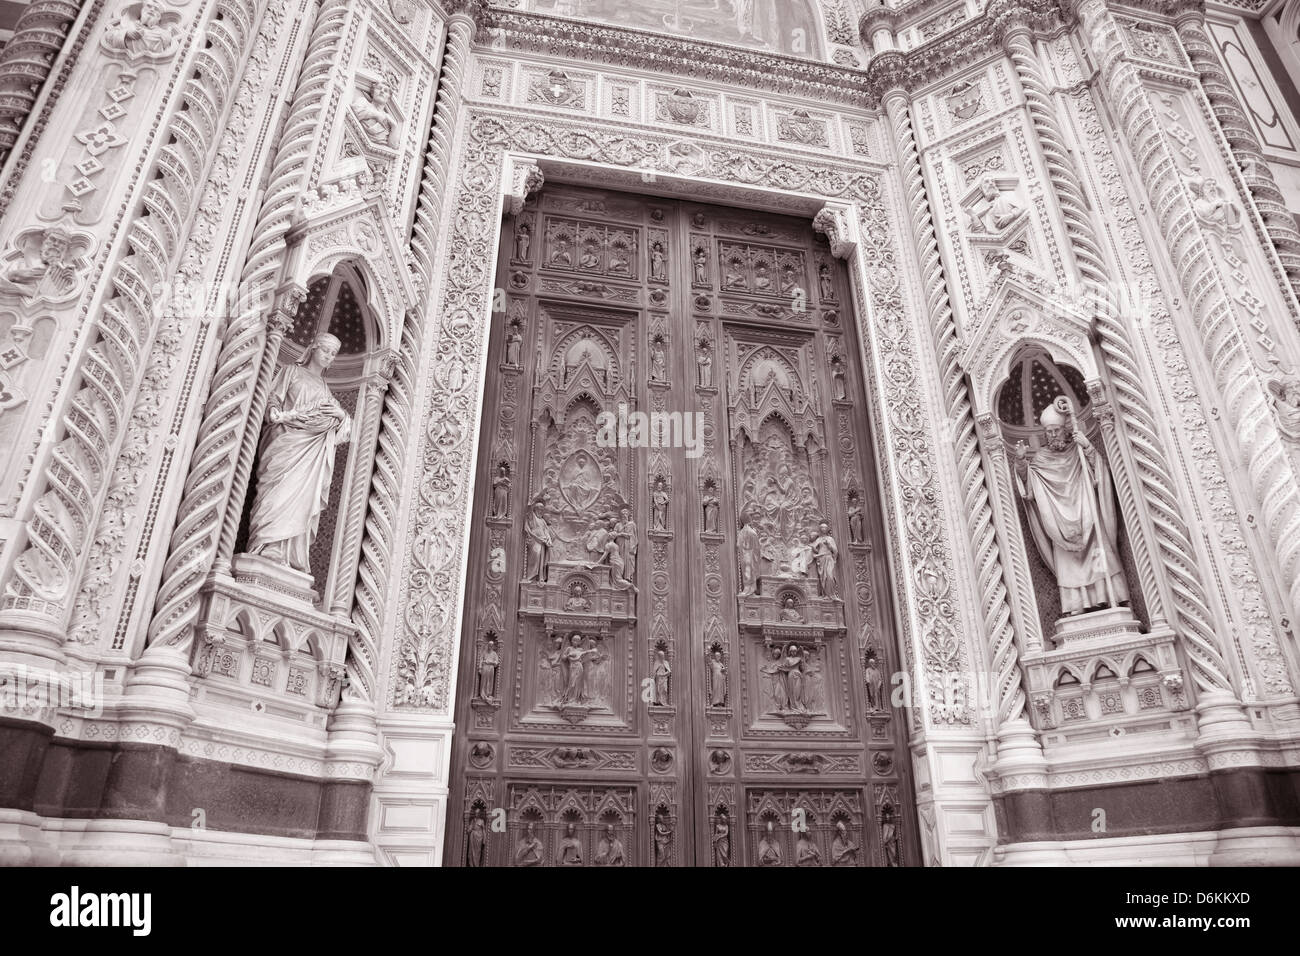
374,106,997,865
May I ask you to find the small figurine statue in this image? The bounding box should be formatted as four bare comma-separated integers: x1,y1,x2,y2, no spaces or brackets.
652,649,671,706
779,595,803,622
558,822,583,866
708,649,726,707
352,78,401,148
701,490,720,533
650,241,667,281
650,338,668,382
515,822,544,866
595,825,625,866
830,821,860,867
651,477,670,530
513,221,531,261
693,246,709,285
475,637,500,701
811,521,841,600
490,463,511,518
697,340,714,388
758,820,782,866
847,492,865,544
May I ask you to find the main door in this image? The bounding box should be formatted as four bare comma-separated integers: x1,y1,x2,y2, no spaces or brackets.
446,184,915,866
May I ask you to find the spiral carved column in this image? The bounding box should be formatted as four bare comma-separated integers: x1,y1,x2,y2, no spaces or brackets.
409,1,484,289
0,0,82,166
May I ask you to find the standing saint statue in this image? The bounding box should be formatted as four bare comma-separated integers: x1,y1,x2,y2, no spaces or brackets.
465,811,487,867
708,649,727,707
1014,396,1129,616
652,649,671,706
737,513,761,596
712,813,731,867
811,521,840,600
247,332,352,574
524,498,554,582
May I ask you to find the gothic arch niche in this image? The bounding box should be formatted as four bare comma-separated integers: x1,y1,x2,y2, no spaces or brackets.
234,263,388,612
994,346,1149,636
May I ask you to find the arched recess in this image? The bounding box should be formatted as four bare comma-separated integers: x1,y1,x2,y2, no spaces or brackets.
233,261,392,616
960,274,1172,660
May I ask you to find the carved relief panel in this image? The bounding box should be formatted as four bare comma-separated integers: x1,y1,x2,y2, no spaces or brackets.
447,185,914,865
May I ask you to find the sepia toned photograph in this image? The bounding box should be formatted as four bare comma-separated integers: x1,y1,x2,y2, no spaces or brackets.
0,0,1294,898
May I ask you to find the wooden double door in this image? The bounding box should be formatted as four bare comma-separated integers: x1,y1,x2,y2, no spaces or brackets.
447,184,914,867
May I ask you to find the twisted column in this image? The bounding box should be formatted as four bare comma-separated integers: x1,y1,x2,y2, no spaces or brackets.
145,0,344,652
1001,11,1234,700
1175,9,1300,304
884,88,1028,730
0,0,81,166
409,1,484,288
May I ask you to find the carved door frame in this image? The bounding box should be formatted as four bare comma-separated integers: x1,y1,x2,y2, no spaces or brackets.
377,110,1000,866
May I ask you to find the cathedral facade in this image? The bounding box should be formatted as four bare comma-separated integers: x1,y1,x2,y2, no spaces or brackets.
1,0,1299,867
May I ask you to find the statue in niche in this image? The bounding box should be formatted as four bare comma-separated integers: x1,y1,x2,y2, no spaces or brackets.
103,0,180,61
776,643,811,713
523,498,554,582
967,176,1023,234
880,805,901,867
475,637,500,701
811,521,841,599
652,649,671,705
697,338,714,387
505,323,523,366
708,649,726,706
352,79,401,148
779,595,803,622
1268,372,1300,441
558,823,583,865
818,262,834,300
246,332,352,574
758,820,782,866
616,506,638,576
595,825,625,866
580,242,600,270
795,831,821,867
513,222,531,262
651,477,670,530
831,821,860,867
847,492,865,544
650,241,667,280
702,488,720,532
831,354,847,401
650,337,668,382
693,246,709,285
563,581,592,612
737,513,761,595
712,812,731,867
543,635,567,702
780,263,798,295
515,822,544,866
490,463,511,518
864,653,885,712
725,258,747,289
1013,396,1129,616
0,226,79,301
652,810,673,866
465,810,487,867
754,261,773,293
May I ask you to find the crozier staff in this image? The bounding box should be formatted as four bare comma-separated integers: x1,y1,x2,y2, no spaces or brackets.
247,332,352,573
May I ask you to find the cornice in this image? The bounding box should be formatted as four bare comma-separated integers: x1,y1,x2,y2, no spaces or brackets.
482,10,876,107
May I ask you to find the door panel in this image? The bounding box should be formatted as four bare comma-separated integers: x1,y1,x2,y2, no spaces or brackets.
447,185,913,867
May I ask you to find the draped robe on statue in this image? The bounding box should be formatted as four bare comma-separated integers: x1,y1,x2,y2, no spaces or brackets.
248,363,352,573
1019,439,1128,615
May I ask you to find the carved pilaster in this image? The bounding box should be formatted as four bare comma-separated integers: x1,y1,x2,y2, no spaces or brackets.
1173,8,1300,301
409,0,486,287
146,0,346,654
883,87,1030,732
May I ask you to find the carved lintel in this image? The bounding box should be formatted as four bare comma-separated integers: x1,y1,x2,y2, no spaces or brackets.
504,159,545,217
812,203,855,259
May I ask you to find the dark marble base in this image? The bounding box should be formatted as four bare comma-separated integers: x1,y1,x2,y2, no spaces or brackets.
6,717,371,841
994,766,1300,844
